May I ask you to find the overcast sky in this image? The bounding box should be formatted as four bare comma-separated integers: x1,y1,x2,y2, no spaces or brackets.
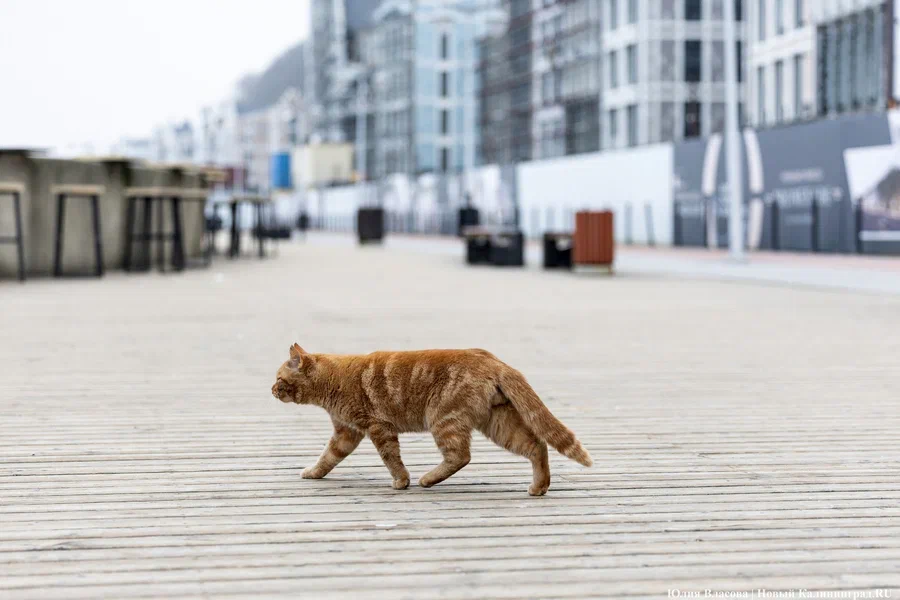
0,0,310,154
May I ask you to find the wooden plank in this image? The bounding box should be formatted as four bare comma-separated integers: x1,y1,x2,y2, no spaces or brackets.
0,236,898,598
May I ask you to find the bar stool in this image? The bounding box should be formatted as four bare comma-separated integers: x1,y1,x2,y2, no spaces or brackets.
124,187,181,273
171,188,213,269
52,184,106,278
0,182,26,281
124,187,211,272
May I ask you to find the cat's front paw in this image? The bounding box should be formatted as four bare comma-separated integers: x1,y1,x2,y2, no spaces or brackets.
392,477,410,490
528,482,549,496
302,466,325,479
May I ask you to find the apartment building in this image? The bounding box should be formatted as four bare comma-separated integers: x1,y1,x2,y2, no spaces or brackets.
532,0,602,159
311,0,493,178
603,0,747,149
747,0,891,128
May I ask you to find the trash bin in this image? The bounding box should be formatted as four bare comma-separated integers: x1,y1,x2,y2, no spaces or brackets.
573,211,614,271
464,228,492,265
357,207,385,244
297,212,309,232
543,232,573,269
489,230,524,267
458,207,480,237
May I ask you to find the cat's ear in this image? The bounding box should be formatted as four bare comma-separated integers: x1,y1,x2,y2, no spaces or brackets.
289,343,306,360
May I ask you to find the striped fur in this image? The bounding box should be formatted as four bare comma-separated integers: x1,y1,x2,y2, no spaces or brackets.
271,344,592,495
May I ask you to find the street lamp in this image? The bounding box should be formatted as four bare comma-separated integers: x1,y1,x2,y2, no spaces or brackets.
723,0,745,261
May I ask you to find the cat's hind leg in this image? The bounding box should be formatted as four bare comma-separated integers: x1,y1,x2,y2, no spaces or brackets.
369,423,411,490
303,423,365,479
479,403,551,496
419,418,472,488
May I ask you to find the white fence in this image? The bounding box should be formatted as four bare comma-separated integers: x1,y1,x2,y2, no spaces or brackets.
294,144,674,244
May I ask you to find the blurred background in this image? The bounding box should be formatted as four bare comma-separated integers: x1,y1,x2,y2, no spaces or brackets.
3,0,900,256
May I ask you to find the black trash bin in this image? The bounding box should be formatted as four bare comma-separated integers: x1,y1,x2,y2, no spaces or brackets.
458,207,480,237
357,207,385,244
490,230,524,267
465,229,492,265
297,212,309,232
543,232,573,269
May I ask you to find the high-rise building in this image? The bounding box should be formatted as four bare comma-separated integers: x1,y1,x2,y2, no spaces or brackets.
479,0,747,166
746,0,816,126
533,0,602,159
812,0,890,118
309,0,383,146
747,0,891,128
311,0,493,179
603,0,746,148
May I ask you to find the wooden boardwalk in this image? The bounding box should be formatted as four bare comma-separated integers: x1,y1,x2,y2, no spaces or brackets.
1,236,899,599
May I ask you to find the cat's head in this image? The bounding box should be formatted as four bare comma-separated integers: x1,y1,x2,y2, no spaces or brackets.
271,343,313,404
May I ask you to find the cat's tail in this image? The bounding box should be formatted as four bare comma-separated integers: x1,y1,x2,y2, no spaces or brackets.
498,367,593,467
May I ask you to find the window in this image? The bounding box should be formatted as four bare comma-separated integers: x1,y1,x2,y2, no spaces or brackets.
441,110,449,135
685,0,702,21
660,40,676,80
775,0,784,34
684,101,701,138
440,147,450,172
542,72,553,104
736,0,742,21
757,65,766,124
758,0,766,40
794,0,803,27
608,109,618,148
627,105,638,147
440,72,449,97
793,54,804,118
440,33,449,59
609,51,619,88
775,60,784,122
609,0,618,30
711,102,725,133
660,102,676,142
684,41,701,82
628,0,638,23
661,0,676,19
712,0,723,19
712,41,725,81
626,45,638,84
736,41,743,82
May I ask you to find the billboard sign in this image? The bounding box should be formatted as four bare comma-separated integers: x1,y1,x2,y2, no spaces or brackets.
673,113,893,254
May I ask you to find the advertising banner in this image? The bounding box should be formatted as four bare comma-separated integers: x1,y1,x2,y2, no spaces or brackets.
672,113,893,254
843,109,900,255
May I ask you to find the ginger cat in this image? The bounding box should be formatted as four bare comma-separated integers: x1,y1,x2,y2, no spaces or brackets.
271,344,592,495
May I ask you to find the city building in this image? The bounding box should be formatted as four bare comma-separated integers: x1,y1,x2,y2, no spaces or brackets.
311,0,494,179
199,101,241,168
147,121,197,164
109,137,156,162
603,0,747,149
478,9,514,165
812,0,890,118
747,0,892,128
480,0,747,165
309,0,383,144
236,88,308,192
532,0,602,159
746,0,821,127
